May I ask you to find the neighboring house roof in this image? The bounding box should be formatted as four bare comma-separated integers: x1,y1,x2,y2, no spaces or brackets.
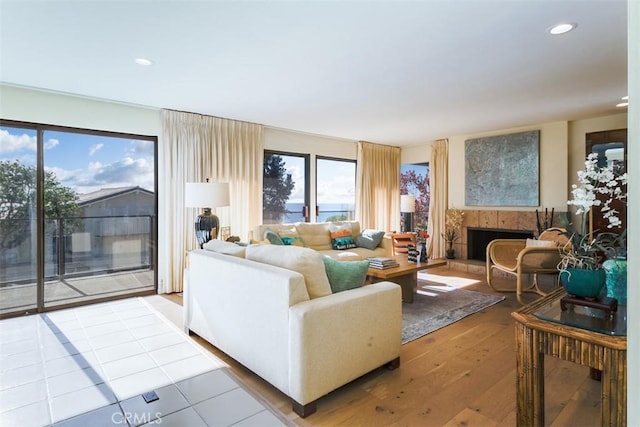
77,186,154,206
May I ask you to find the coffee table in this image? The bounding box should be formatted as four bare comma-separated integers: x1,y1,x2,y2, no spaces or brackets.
367,256,447,303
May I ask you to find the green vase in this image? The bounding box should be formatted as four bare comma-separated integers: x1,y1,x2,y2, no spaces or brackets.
602,257,627,305
559,268,606,299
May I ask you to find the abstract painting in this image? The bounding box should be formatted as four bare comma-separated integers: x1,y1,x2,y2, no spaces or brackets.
465,130,539,206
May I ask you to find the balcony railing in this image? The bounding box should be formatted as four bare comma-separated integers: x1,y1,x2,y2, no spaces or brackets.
0,215,155,286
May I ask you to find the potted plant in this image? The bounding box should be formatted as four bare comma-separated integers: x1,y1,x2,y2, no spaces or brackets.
558,153,627,299
441,208,464,259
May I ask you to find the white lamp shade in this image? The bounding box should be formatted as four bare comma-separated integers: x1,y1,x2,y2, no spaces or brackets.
185,182,230,208
400,195,416,213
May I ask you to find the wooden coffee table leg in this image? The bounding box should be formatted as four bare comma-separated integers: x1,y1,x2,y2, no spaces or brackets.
394,273,417,303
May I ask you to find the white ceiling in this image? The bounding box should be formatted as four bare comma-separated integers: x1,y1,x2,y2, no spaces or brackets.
0,0,628,146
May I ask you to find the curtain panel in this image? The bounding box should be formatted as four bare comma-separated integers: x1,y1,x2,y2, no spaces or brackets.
159,110,263,293
427,139,449,258
355,141,401,232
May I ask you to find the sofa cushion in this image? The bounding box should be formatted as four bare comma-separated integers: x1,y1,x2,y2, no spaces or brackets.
245,244,332,299
329,223,357,250
278,228,304,246
202,239,246,257
294,222,332,251
355,229,385,250
322,256,369,293
264,230,284,245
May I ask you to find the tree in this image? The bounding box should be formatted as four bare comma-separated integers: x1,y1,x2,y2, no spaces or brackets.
263,154,295,223
401,167,430,227
0,160,80,250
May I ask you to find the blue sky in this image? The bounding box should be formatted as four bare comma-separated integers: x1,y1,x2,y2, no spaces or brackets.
0,126,155,194
278,155,356,205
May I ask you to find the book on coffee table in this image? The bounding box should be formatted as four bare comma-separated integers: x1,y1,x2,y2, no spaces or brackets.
368,257,400,269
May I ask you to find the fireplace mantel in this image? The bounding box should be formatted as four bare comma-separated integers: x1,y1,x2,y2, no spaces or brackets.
450,209,564,261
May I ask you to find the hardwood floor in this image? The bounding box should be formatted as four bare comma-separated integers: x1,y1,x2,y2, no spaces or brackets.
155,266,602,426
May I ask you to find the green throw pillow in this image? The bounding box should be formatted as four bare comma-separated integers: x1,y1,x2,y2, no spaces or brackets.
264,230,284,245
322,256,369,293
355,229,385,250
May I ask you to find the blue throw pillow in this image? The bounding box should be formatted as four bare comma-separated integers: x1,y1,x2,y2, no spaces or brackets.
355,229,385,250
322,256,370,293
264,230,284,245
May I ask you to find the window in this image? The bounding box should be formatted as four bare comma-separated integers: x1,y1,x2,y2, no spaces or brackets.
262,151,356,225
0,120,157,317
263,151,309,224
316,157,356,221
401,163,430,230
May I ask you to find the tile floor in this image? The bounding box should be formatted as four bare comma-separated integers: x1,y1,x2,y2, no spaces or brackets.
0,297,287,426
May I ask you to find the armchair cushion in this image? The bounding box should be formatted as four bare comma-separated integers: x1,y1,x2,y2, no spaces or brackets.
526,238,556,248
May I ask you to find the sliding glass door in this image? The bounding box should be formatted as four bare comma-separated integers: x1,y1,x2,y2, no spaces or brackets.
0,126,38,314
0,121,157,317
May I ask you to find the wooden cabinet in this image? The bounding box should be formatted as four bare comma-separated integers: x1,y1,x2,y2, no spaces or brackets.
586,129,627,235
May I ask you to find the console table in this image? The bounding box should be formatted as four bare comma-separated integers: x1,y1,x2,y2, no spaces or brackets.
511,287,627,426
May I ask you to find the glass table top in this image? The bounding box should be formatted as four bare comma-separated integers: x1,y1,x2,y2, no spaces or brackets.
534,296,627,336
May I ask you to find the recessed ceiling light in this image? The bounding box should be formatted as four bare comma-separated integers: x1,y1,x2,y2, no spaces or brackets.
548,23,577,35
134,58,153,66
622,95,628,100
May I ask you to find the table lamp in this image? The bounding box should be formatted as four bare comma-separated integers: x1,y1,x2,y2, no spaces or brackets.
185,180,230,248
400,194,415,233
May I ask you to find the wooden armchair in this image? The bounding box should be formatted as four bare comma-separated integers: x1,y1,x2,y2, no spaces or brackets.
389,232,417,255
486,228,569,304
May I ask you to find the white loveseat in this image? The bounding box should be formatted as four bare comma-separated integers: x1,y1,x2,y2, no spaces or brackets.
185,245,402,417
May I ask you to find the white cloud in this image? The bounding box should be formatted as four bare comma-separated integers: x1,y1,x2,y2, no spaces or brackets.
286,163,304,202
0,129,58,153
127,140,155,157
0,129,36,153
89,143,104,156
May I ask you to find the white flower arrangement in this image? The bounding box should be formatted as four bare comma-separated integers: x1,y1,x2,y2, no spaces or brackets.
559,153,627,271
568,152,627,233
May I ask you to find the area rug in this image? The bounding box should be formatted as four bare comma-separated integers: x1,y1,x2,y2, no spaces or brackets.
402,285,505,344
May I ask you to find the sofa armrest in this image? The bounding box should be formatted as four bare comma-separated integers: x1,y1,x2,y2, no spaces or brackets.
379,235,393,256
186,250,309,395
288,281,402,405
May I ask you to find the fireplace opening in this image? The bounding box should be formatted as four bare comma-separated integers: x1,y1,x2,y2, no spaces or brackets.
467,227,534,262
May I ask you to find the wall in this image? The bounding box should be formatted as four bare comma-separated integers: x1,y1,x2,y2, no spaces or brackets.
448,121,569,211
400,144,431,165
0,85,160,136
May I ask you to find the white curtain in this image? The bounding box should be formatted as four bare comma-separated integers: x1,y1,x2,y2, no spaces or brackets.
355,141,401,231
427,139,449,259
159,110,263,293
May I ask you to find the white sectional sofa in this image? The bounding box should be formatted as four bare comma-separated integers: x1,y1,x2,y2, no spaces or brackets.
185,242,402,417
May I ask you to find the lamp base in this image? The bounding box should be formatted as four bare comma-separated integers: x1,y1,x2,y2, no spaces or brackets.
401,212,413,232
195,208,219,248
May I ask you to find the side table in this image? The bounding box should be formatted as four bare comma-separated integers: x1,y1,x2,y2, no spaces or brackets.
511,287,627,426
